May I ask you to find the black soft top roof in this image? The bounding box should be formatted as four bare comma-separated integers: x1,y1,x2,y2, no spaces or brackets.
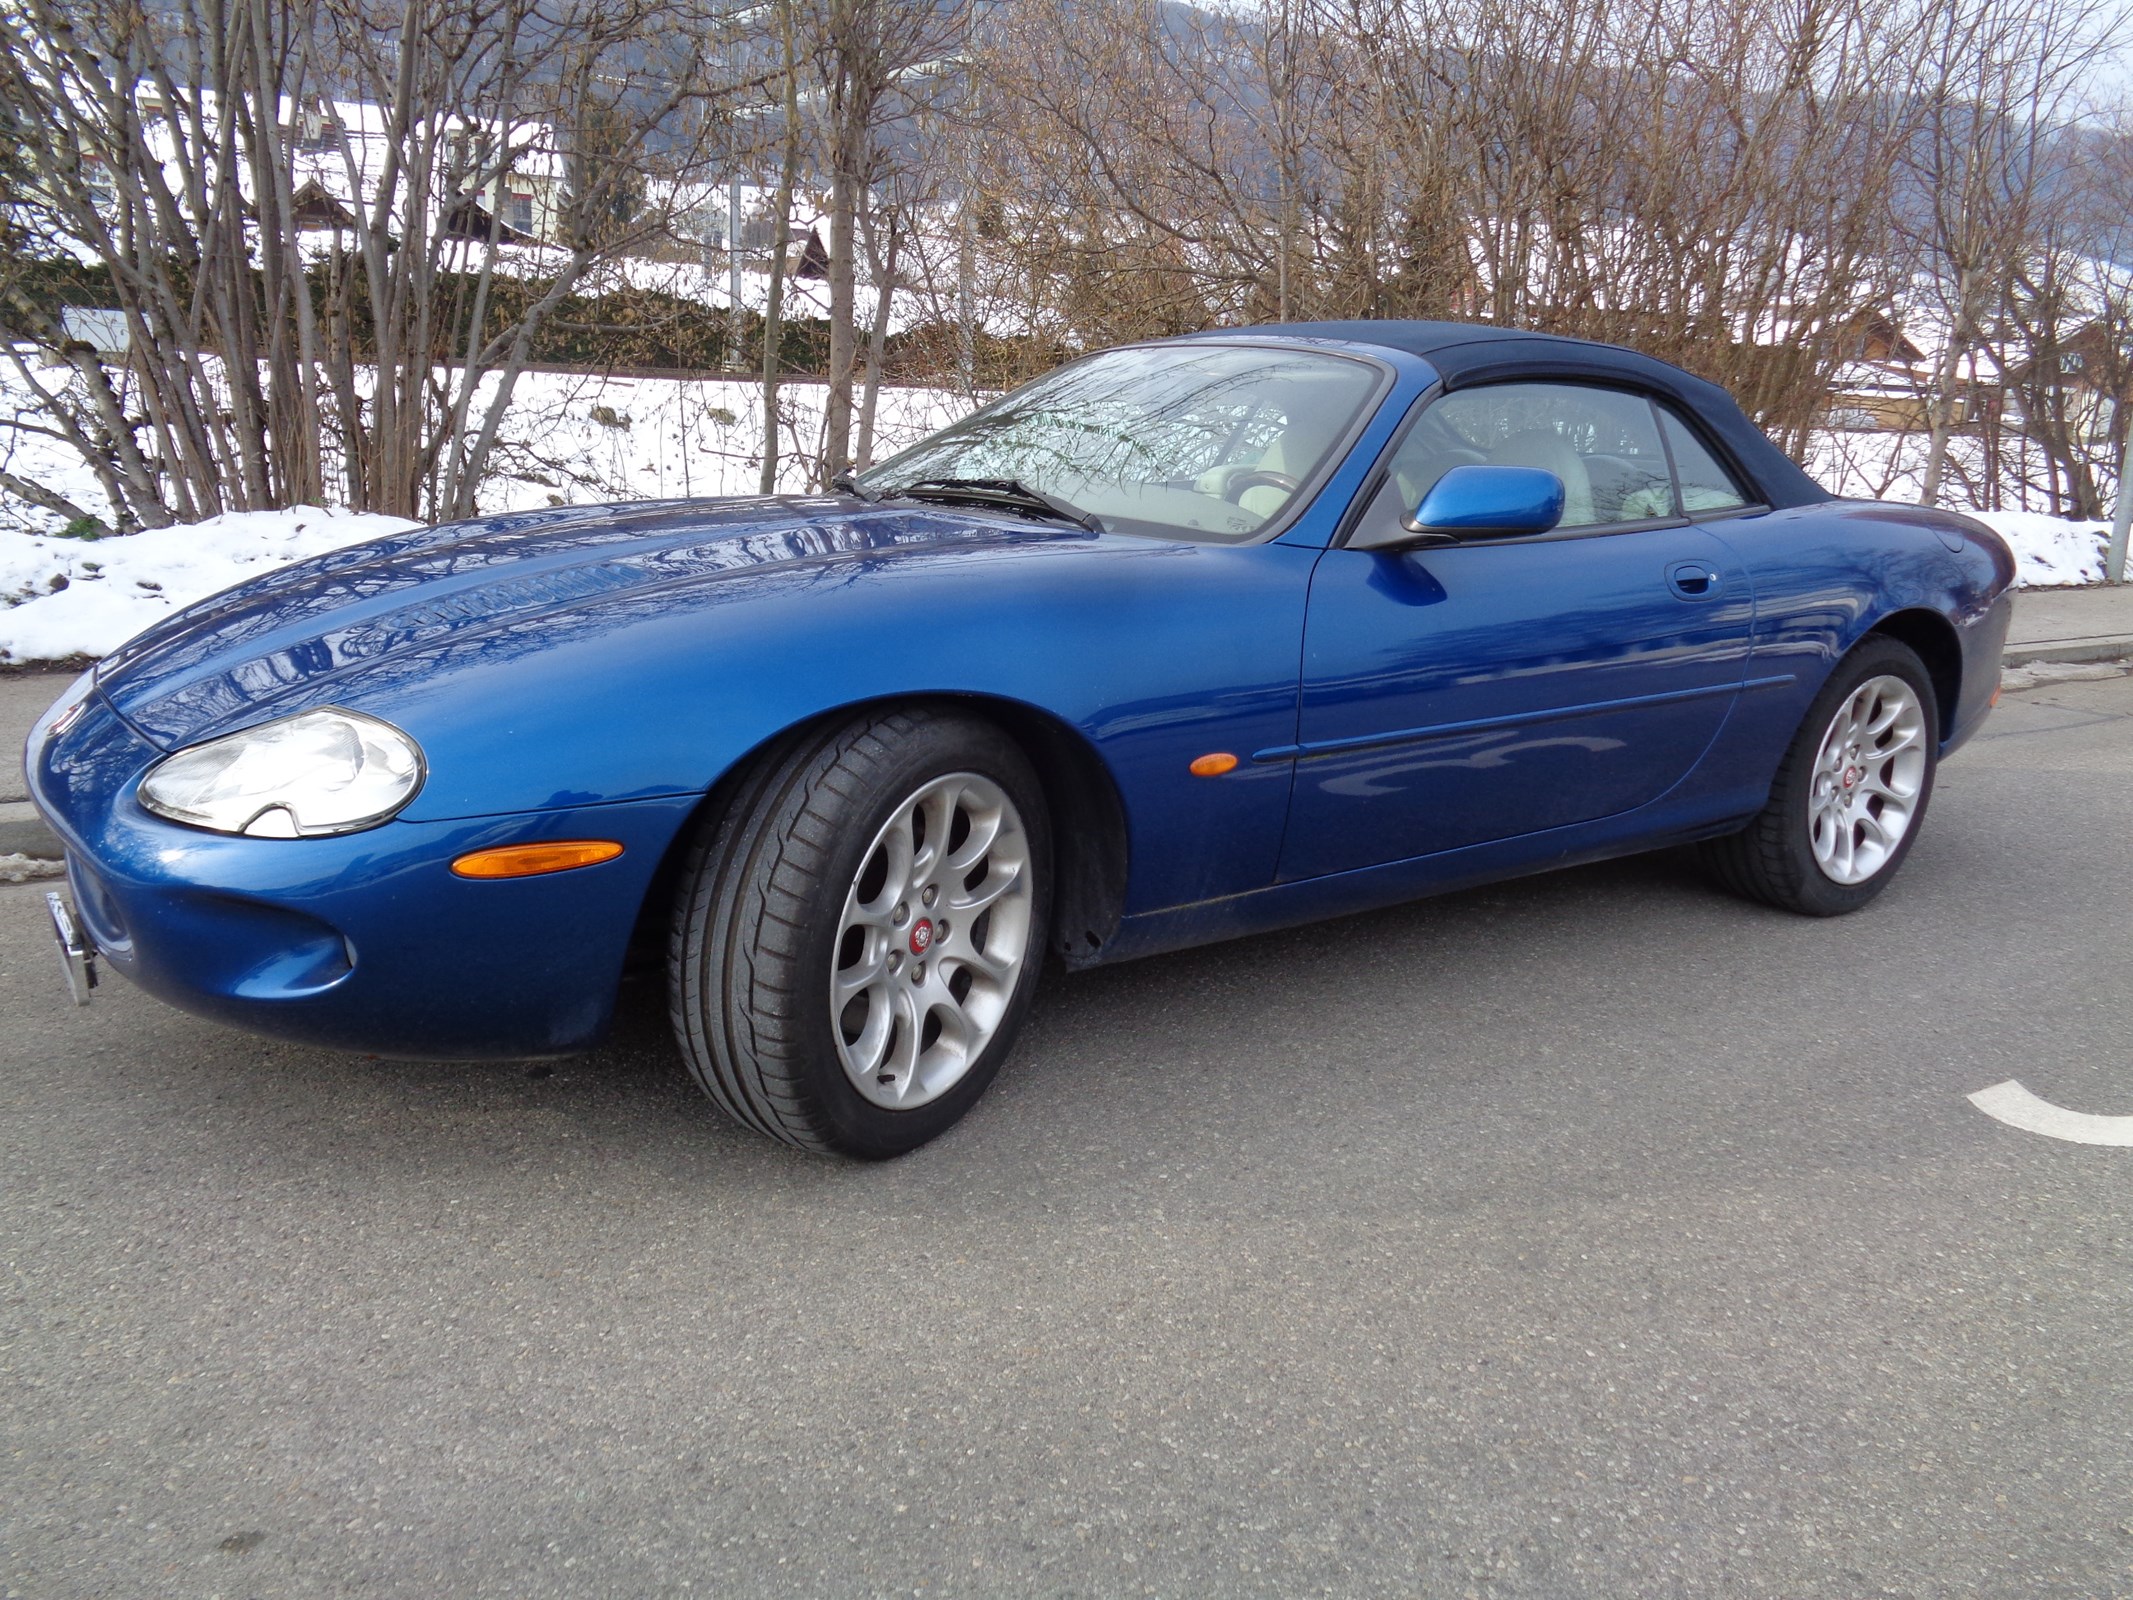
1187,319,1829,510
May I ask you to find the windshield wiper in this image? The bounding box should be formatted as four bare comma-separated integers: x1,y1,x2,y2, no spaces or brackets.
889,476,1103,532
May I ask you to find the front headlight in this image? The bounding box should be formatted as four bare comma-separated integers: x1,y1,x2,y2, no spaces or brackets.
138,708,426,838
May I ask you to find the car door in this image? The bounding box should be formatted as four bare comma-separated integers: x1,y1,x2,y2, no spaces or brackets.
1276,381,1758,882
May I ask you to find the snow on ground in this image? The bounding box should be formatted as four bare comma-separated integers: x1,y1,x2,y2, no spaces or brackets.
0,507,418,663
470,369,968,513
1965,510,2115,587
0,362,117,535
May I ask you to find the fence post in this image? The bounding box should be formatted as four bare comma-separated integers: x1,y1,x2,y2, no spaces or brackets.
2110,418,2131,584
728,175,745,373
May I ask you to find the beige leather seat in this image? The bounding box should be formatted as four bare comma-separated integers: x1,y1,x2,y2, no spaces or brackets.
1196,383,1355,521
1490,429,1594,527
1235,434,1299,520
1194,440,1290,512
1391,445,1487,516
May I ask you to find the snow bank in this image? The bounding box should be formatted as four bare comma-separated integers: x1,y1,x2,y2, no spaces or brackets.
0,507,418,663
1964,510,2115,588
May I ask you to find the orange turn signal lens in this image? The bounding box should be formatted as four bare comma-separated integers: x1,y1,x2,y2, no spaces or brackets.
451,840,624,879
1189,752,1240,777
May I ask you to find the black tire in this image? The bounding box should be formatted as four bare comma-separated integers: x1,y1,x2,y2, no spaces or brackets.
667,707,1051,1158
1701,636,1940,916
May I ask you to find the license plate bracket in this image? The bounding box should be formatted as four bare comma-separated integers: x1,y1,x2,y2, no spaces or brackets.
45,890,97,1006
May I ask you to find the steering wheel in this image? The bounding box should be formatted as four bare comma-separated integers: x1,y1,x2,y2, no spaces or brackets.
1220,469,1300,504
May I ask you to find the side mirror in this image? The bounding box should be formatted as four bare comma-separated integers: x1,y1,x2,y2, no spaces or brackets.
1402,464,1565,542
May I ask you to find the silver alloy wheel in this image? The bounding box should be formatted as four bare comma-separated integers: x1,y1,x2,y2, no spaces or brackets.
830,771,1035,1109
1807,673,1929,886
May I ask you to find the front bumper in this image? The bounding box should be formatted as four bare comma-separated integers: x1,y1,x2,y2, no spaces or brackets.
29,688,697,1058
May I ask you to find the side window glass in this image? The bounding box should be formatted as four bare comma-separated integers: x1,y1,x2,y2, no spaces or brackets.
1360,381,1676,538
1658,408,1750,513
1361,402,1484,536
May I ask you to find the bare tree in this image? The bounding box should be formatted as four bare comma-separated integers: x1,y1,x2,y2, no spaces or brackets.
757,0,805,494
807,0,965,482
963,0,1922,444
8,0,2128,531
0,0,734,527
1986,124,2133,517
1899,0,2113,506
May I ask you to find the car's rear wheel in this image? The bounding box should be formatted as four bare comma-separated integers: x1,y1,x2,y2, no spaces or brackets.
1701,636,1939,916
668,707,1050,1158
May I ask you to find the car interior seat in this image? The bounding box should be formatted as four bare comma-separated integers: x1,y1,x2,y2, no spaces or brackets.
1489,429,1593,527
1234,435,1299,520
1584,453,1677,522
1392,445,1488,519
1195,378,1360,522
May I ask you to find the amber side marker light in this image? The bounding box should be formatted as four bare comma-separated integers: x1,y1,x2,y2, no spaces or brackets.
451,840,624,879
1190,752,1240,777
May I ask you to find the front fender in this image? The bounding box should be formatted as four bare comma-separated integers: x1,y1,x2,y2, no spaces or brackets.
290,537,1322,918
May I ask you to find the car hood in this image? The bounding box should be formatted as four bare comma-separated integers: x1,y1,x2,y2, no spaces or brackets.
95,495,1093,748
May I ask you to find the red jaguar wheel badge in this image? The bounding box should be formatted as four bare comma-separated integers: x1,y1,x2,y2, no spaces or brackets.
909,918,934,955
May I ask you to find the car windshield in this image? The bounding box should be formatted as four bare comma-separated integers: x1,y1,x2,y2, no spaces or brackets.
859,343,1383,541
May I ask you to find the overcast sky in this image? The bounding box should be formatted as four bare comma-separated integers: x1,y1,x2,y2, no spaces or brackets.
2084,25,2133,119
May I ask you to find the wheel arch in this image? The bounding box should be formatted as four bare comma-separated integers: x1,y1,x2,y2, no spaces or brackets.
628,691,1131,972
1865,608,1963,743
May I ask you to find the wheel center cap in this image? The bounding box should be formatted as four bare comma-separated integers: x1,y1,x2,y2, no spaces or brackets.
1842,766,1859,789
908,918,934,956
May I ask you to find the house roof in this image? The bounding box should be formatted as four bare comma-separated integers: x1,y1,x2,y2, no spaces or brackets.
440,194,539,247
289,179,359,231
1188,319,1830,509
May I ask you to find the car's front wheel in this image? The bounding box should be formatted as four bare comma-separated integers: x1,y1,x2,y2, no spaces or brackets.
1702,636,1940,915
668,708,1051,1157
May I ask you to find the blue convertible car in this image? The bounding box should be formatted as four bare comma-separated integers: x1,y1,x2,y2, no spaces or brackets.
27,322,2014,1156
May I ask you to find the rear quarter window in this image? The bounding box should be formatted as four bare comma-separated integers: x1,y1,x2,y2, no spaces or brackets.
1658,408,1751,513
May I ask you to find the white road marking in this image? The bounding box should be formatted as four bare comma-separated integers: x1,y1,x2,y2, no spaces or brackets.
1968,1080,2133,1147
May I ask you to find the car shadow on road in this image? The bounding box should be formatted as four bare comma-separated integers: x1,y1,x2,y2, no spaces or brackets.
579,845,1747,1163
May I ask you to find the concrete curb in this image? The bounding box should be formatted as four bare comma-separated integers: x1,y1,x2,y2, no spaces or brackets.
0,801,61,861
2001,636,2133,668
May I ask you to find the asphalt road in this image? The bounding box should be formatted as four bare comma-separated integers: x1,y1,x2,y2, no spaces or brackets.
5,670,2132,1599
